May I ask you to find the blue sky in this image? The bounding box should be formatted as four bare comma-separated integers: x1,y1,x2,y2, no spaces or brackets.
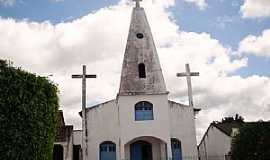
1,0,269,77
170,0,270,77
0,0,119,23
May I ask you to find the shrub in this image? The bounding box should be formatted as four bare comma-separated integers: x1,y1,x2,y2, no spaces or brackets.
0,60,59,160
231,121,270,160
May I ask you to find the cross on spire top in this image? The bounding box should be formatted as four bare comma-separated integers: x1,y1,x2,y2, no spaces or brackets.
133,0,142,8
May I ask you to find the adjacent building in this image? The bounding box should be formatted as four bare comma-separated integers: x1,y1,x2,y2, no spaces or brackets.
197,120,242,160
53,110,82,160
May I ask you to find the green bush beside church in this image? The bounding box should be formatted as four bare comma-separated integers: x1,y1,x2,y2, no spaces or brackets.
0,60,59,160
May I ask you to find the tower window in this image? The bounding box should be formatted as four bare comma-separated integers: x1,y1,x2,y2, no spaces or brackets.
138,63,146,78
136,33,144,39
135,101,153,121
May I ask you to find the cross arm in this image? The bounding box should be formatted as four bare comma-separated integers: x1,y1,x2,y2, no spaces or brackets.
85,75,97,78
176,72,199,77
72,75,97,78
72,75,83,78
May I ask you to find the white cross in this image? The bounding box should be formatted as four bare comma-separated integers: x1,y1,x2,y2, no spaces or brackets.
177,64,199,107
133,0,142,8
72,65,97,160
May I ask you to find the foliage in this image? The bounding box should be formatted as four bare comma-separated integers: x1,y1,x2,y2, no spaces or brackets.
0,59,7,68
231,121,270,160
222,114,244,123
0,60,59,160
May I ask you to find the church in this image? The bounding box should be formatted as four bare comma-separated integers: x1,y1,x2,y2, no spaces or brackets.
82,1,199,160
54,1,200,160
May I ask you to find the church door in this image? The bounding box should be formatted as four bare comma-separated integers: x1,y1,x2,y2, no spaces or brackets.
53,144,63,160
100,141,116,160
130,141,153,160
171,138,182,160
73,145,82,160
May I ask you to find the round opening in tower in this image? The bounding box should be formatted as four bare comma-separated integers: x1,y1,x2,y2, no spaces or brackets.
136,33,144,39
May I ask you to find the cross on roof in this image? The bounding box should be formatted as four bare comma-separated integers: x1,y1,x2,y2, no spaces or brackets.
133,0,142,8
177,64,199,107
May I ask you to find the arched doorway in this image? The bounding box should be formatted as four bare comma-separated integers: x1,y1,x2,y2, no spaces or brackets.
130,140,153,160
53,144,63,160
100,141,116,160
171,138,182,160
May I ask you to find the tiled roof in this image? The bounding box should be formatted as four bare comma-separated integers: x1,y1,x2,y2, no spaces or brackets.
212,122,243,136
55,110,73,142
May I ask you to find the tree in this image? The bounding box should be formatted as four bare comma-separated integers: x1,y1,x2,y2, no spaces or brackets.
0,60,59,160
222,114,244,123
231,121,270,160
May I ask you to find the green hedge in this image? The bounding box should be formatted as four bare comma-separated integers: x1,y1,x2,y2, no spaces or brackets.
0,60,59,160
231,121,270,160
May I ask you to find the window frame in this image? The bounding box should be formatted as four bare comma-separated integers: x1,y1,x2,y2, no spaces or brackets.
171,138,182,160
135,101,154,121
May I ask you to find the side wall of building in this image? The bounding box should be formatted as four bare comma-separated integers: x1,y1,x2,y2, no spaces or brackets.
198,126,232,160
169,101,198,160
54,132,73,160
73,130,82,145
86,100,120,160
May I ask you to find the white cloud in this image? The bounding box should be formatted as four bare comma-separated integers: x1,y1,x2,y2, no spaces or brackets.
0,0,16,6
239,29,270,57
0,0,269,142
240,0,270,19
184,0,207,10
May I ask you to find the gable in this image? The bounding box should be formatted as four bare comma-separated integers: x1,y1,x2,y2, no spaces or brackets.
57,110,65,127
213,122,243,136
55,110,73,142
168,100,201,113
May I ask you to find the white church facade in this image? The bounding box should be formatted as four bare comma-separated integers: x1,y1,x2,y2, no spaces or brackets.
82,2,199,160
53,1,200,160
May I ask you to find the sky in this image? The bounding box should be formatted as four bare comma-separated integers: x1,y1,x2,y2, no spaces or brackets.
0,0,270,142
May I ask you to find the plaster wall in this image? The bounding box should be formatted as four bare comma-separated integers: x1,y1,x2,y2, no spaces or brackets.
117,94,172,160
169,101,198,159
86,100,120,160
73,130,82,145
85,97,199,160
198,126,231,160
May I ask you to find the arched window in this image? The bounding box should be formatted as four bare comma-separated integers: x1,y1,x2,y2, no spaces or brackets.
171,138,182,160
100,141,116,160
138,63,146,78
135,101,153,121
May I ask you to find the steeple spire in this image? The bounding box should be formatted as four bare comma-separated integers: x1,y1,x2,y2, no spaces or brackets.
119,3,167,96
133,0,142,8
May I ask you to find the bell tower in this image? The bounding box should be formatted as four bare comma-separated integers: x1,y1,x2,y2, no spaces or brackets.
118,0,168,96
117,1,172,160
